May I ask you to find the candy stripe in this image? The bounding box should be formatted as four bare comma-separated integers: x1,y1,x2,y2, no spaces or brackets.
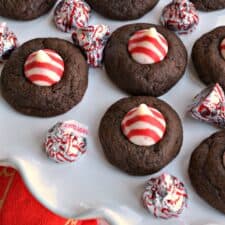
127,128,161,141
121,104,166,146
24,49,64,87
128,28,168,64
25,68,61,81
25,62,63,75
151,107,165,119
124,121,164,139
129,35,167,56
122,115,166,132
130,46,161,62
26,50,64,69
27,74,57,84
44,51,65,66
221,45,225,50
123,106,166,124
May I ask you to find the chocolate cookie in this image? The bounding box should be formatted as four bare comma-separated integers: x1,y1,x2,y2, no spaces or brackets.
85,0,159,20
190,0,225,11
99,96,183,175
104,23,187,97
0,0,57,20
192,26,225,90
189,131,225,214
1,38,88,117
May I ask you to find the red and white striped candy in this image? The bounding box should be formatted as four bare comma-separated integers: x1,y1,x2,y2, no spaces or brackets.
128,28,168,64
121,104,166,146
142,173,188,219
45,120,88,163
220,38,225,60
54,0,91,33
24,49,64,87
161,0,199,35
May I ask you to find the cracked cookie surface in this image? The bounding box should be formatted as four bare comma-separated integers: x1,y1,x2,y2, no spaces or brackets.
1,38,88,117
99,96,183,175
86,0,159,20
192,26,225,90
0,0,57,20
190,0,225,11
189,131,225,214
104,23,187,97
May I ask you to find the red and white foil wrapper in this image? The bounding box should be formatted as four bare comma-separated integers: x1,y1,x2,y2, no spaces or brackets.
72,25,110,67
45,120,88,163
54,0,91,32
128,28,168,64
24,49,65,87
188,83,225,128
121,104,166,146
0,22,18,62
220,38,225,60
142,173,188,219
161,0,199,35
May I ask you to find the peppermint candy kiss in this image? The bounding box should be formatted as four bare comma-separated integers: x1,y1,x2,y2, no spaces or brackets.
121,104,166,146
161,0,199,35
188,83,225,128
142,173,188,219
45,120,88,163
128,27,168,64
72,24,110,67
24,49,64,87
220,38,225,60
0,22,18,62
54,0,91,32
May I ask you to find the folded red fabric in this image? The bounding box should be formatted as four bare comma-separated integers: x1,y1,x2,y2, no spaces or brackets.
0,166,102,225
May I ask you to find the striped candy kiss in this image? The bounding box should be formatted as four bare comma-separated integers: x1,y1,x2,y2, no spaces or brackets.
128,27,168,64
24,49,64,87
121,104,166,146
142,173,188,219
45,120,88,163
54,0,91,33
220,38,225,60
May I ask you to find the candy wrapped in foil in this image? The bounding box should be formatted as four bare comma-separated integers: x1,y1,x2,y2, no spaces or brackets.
0,22,18,62
45,120,88,163
161,0,199,35
54,0,91,32
188,83,225,128
142,173,188,219
72,24,110,67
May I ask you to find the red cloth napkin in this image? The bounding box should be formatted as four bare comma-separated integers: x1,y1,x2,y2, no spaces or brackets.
0,166,102,225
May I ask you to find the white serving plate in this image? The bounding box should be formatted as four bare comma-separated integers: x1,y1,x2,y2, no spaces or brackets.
0,1,225,225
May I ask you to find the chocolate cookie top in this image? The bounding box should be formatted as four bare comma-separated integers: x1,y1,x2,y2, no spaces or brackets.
1,38,88,117
189,131,225,214
0,0,57,20
85,0,159,20
104,23,187,97
190,0,225,11
192,26,225,90
99,96,183,175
